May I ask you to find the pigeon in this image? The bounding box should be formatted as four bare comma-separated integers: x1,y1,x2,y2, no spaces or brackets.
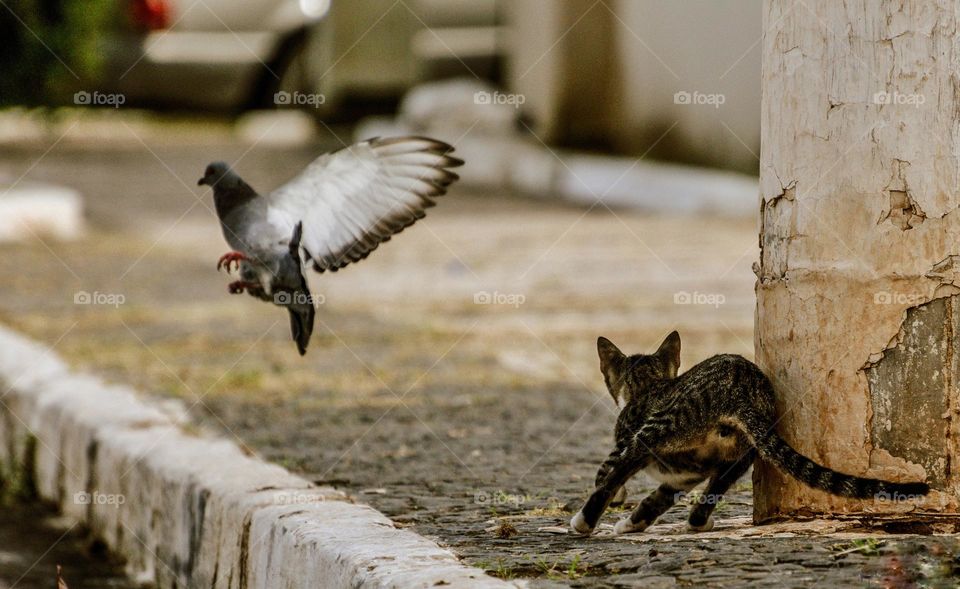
198,136,464,355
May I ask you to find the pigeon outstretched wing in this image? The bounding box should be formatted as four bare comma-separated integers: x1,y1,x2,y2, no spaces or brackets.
268,136,463,273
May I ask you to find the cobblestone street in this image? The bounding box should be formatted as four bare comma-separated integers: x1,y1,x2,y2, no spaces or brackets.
2,118,957,587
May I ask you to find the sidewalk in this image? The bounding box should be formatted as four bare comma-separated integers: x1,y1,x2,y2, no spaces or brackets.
1,116,951,587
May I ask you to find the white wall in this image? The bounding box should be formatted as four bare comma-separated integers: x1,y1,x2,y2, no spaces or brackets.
507,0,762,172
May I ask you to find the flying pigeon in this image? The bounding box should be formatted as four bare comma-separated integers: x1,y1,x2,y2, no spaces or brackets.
198,136,463,355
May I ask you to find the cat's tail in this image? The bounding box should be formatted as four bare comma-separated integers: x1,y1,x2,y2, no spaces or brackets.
734,413,929,500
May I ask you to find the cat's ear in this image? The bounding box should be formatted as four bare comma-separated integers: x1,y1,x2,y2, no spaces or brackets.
655,330,681,377
598,336,625,405
597,336,624,373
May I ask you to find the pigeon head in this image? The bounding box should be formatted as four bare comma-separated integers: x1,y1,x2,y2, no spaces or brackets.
200,162,259,219
197,161,237,187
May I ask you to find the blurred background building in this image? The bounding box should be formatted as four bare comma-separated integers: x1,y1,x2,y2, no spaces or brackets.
2,0,761,173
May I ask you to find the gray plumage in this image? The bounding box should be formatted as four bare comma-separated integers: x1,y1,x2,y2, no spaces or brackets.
198,136,463,355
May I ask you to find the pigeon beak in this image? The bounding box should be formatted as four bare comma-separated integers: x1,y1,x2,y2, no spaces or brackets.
197,177,206,186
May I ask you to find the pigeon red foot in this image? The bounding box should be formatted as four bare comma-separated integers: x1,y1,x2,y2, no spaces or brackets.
217,251,248,272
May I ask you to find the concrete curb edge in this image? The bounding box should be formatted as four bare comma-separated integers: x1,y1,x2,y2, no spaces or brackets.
0,326,522,588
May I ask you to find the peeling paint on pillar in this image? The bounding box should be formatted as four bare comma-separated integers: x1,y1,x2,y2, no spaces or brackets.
864,297,956,488
755,0,960,521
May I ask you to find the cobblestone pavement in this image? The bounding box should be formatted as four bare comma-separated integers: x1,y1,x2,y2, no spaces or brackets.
2,116,958,587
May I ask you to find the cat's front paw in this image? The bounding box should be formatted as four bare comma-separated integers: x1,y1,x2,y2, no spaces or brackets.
687,515,715,532
570,511,594,535
613,517,648,535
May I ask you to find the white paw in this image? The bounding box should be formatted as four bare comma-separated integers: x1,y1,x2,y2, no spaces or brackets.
613,517,648,535
687,515,715,532
570,511,594,535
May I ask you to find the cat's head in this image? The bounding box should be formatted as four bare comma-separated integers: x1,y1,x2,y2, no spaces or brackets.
597,331,681,406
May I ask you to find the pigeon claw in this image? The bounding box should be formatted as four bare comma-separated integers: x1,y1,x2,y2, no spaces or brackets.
217,251,248,273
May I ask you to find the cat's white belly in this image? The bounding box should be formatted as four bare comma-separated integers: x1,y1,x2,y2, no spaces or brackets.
645,464,703,490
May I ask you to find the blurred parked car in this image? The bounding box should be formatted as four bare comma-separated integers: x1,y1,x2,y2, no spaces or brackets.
101,0,327,111
100,0,501,114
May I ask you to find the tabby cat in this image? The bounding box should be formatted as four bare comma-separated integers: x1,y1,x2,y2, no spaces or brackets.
570,331,930,536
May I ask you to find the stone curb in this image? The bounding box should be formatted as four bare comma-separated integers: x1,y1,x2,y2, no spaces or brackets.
0,180,84,243
0,326,522,589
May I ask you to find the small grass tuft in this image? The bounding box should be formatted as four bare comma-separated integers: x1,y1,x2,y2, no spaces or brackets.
832,538,886,557
494,521,519,539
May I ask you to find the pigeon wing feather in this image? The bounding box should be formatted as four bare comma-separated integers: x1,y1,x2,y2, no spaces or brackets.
267,136,463,273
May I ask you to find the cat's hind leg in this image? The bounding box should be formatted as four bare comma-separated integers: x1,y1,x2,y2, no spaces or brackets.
687,452,753,532
594,447,628,507
572,454,644,535
610,486,627,507
613,484,680,535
